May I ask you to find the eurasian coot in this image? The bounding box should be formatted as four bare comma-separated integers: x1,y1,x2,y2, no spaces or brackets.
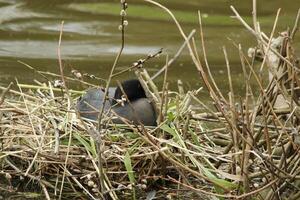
77,79,157,126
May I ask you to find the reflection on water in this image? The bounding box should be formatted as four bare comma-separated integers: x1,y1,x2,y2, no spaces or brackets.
0,2,49,24
0,40,162,58
0,0,299,94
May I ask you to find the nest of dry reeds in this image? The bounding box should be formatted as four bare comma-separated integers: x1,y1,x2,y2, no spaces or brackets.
1,0,300,199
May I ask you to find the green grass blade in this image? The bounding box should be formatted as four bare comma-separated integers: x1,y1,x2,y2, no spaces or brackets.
124,151,136,199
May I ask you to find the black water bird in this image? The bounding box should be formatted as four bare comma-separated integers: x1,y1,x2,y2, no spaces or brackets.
77,79,157,126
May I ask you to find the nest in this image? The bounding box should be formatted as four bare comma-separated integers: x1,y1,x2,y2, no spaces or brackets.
1,1,300,199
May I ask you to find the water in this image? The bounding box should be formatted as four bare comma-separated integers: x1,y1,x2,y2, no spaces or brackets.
0,0,299,94
0,1,299,198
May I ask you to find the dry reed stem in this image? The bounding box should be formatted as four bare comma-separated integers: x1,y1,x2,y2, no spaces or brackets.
198,11,226,102
151,30,196,80
1,0,300,199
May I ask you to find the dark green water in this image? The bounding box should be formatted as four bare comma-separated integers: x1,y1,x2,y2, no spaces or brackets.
0,1,300,198
0,0,299,93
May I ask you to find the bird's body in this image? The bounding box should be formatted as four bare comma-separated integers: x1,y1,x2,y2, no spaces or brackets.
77,79,157,126
77,87,116,121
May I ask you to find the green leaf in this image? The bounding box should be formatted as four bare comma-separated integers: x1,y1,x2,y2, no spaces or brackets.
124,152,135,183
125,132,139,139
124,151,136,199
89,137,97,158
167,111,176,121
160,124,177,138
74,133,96,158
188,128,201,146
199,165,237,193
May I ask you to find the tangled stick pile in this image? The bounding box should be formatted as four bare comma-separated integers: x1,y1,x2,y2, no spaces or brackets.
1,0,300,199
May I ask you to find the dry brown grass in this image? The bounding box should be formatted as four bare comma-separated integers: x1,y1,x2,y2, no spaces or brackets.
1,0,300,199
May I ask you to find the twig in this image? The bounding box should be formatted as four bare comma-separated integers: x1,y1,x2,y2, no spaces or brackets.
97,1,128,130
41,183,51,200
231,6,298,71
151,30,196,80
0,82,13,106
198,11,226,101
18,60,98,88
112,48,163,78
159,55,169,123
291,8,300,39
57,21,68,94
96,1,128,197
56,21,74,200
252,0,258,33
259,8,281,73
